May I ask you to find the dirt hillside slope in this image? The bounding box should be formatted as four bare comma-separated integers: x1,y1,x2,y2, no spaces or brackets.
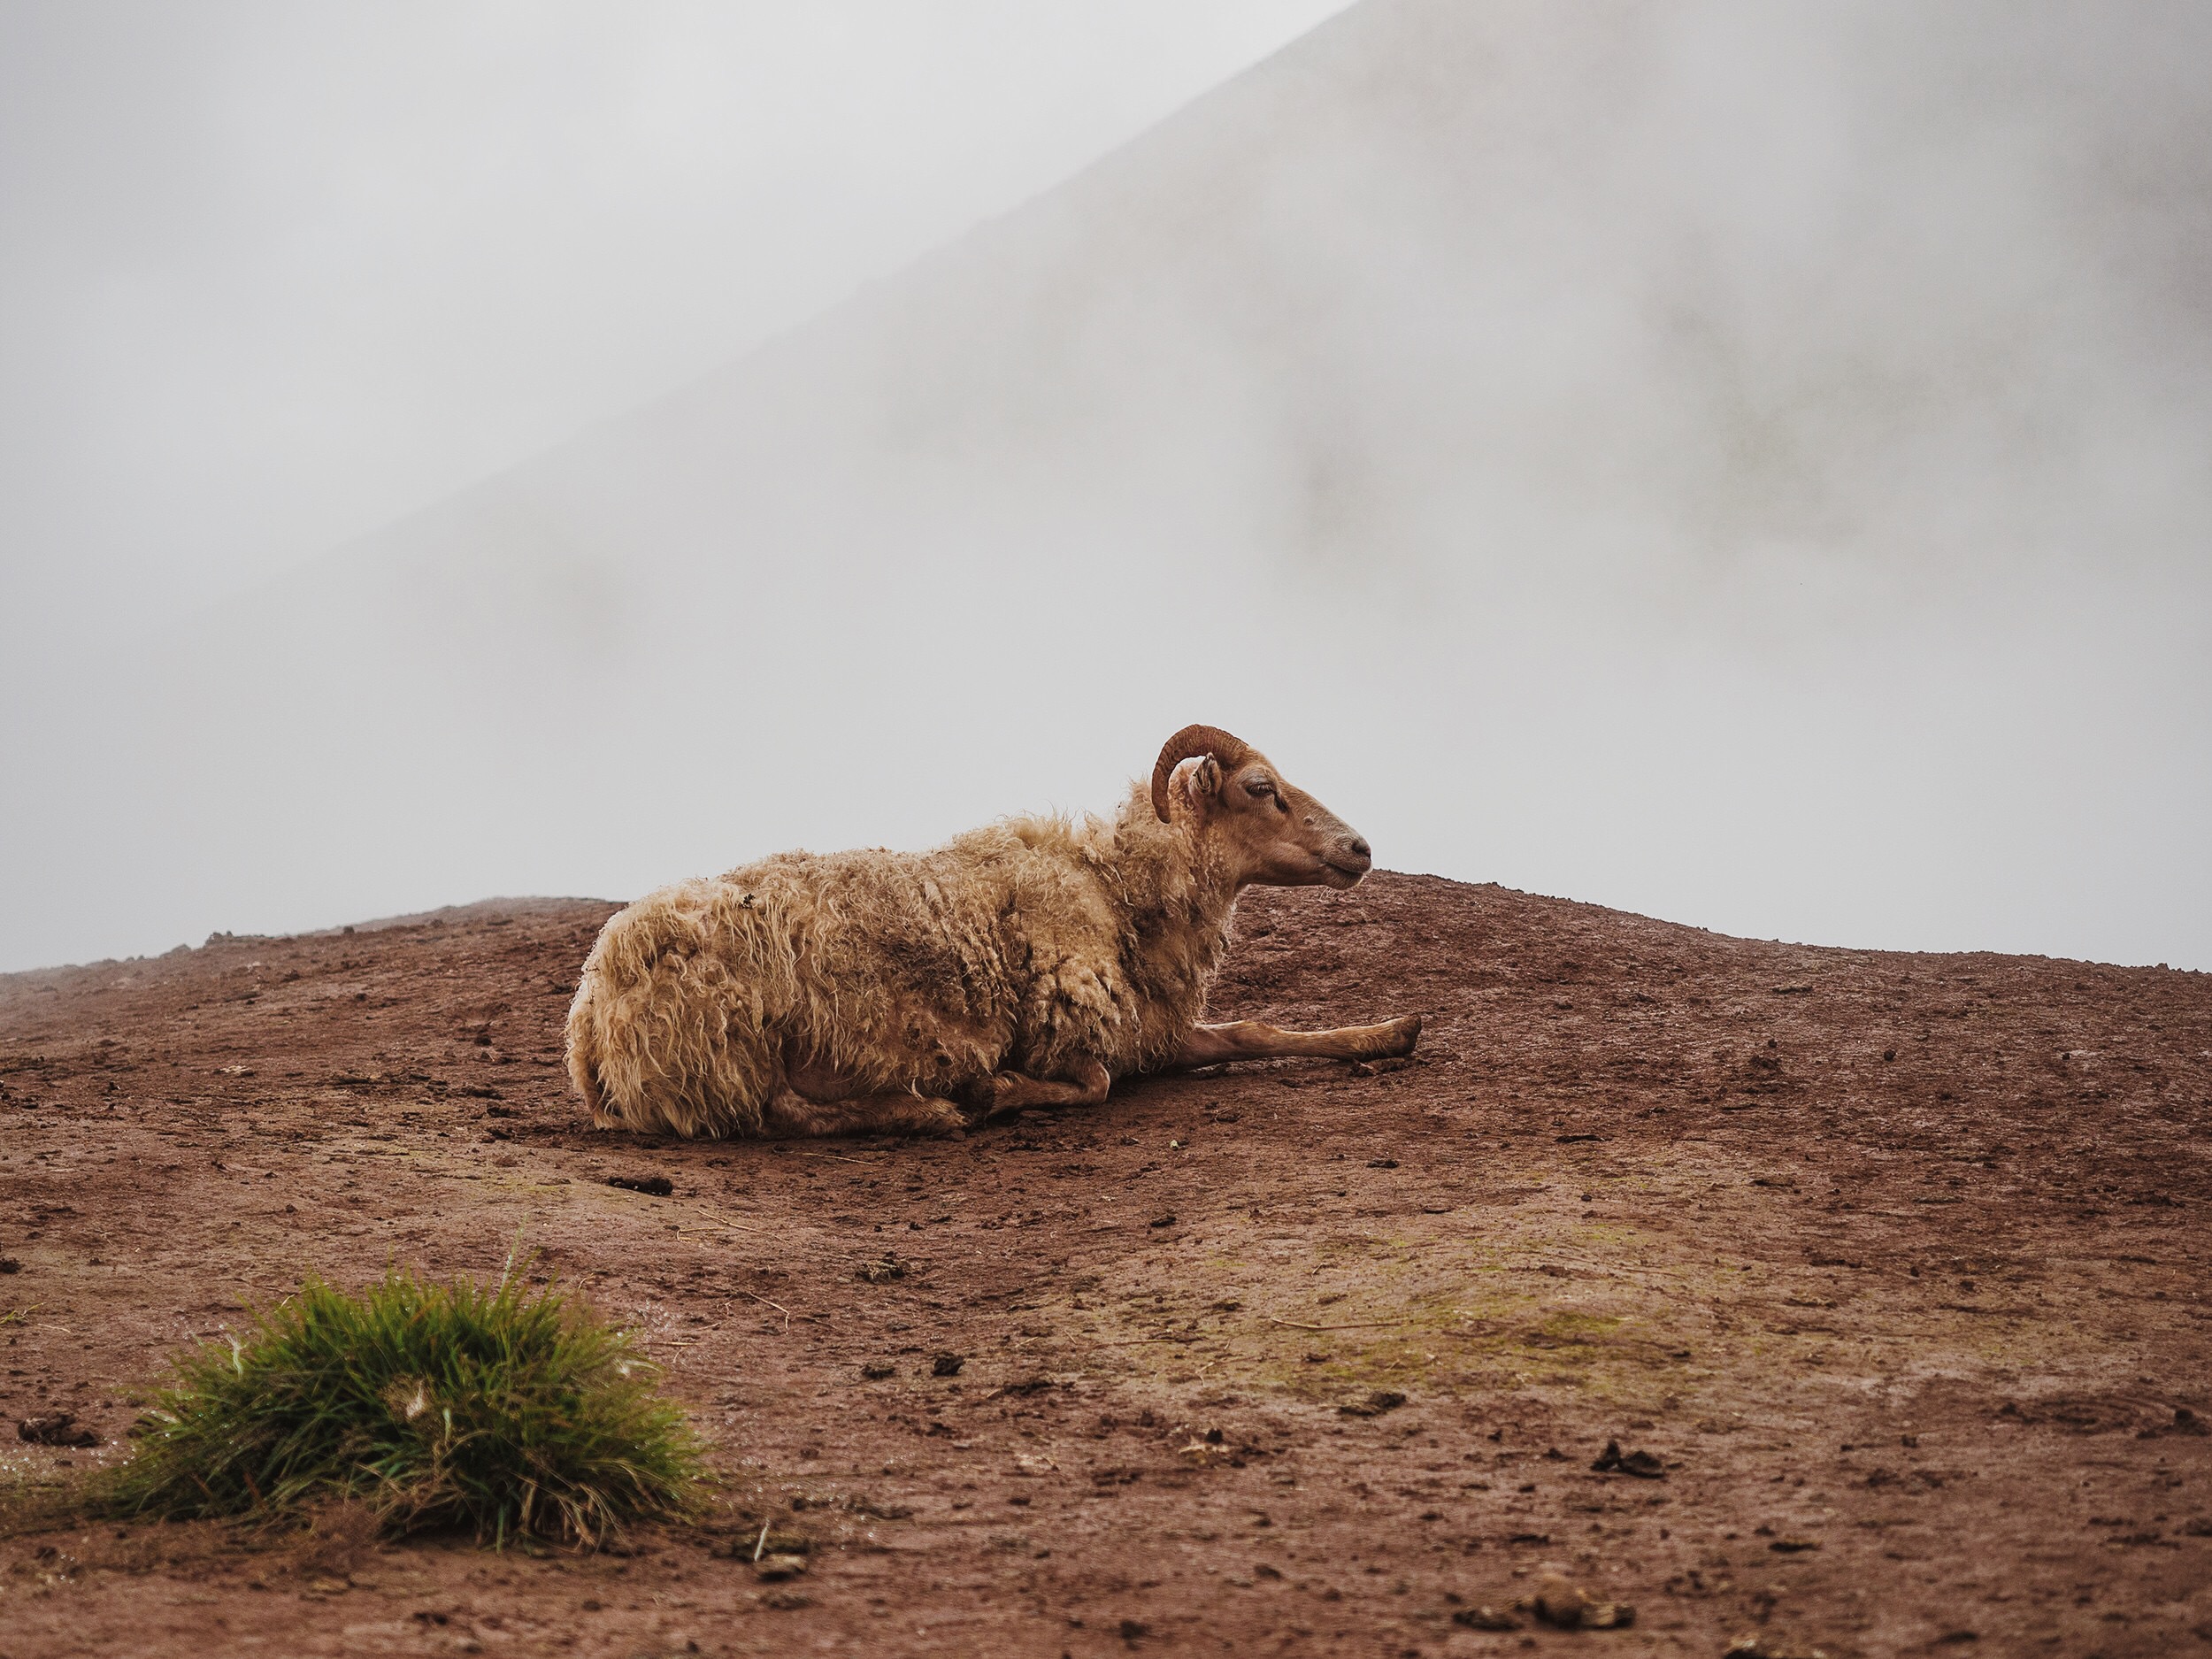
2,872,2208,1656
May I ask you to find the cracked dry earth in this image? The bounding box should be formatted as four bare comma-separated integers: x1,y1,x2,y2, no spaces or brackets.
2,872,2208,1659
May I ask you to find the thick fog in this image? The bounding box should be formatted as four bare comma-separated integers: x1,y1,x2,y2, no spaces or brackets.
0,0,1348,669
4,0,2208,975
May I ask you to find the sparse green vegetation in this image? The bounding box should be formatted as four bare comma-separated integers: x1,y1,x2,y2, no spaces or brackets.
97,1262,703,1547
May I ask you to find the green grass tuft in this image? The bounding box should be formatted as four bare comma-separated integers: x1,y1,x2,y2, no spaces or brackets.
96,1261,703,1547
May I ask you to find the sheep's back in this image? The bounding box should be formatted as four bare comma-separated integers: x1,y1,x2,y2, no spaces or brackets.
718,840,1032,1094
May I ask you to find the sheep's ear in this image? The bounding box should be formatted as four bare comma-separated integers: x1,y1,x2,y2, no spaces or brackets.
1169,754,1223,821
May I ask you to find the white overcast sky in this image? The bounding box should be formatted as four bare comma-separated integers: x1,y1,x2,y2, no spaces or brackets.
0,1,1347,670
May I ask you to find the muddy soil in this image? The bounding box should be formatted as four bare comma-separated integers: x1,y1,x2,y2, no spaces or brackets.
1,873,2208,1657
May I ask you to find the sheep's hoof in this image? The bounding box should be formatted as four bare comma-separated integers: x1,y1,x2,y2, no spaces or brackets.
1379,1014,1422,1057
902,1099,969,1138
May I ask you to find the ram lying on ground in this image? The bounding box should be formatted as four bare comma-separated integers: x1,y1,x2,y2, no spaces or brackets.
565,726,1421,1139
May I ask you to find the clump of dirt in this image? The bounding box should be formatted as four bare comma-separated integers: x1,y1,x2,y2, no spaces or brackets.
1529,1569,1634,1628
1,876,2207,1655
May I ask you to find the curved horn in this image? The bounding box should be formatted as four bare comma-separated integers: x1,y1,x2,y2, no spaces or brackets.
1151,725,1255,823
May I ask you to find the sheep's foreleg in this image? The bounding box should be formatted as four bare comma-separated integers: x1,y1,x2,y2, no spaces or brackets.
763,1090,966,1138
1170,1014,1420,1069
982,1056,1111,1120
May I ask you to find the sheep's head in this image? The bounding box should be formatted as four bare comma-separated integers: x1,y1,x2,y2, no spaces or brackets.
1151,725,1373,891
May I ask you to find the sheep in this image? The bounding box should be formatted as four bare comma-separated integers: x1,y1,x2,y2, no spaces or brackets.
565,726,1421,1139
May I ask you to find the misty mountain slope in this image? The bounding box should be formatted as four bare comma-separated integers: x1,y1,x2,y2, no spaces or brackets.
8,0,2209,972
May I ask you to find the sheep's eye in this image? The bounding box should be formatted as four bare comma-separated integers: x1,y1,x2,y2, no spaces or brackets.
1245,780,1274,799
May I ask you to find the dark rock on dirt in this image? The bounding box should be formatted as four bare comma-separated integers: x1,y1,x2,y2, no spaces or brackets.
605,1173,672,1196
931,1353,964,1378
18,1412,96,1448
1592,1437,1667,1478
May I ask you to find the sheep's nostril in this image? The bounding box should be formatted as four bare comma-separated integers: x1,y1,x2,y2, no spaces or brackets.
1348,837,1371,861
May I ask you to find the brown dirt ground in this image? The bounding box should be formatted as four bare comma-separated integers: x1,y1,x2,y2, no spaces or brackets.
1,872,2208,1658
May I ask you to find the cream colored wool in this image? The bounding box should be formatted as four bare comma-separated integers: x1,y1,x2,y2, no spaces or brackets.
567,786,1235,1140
